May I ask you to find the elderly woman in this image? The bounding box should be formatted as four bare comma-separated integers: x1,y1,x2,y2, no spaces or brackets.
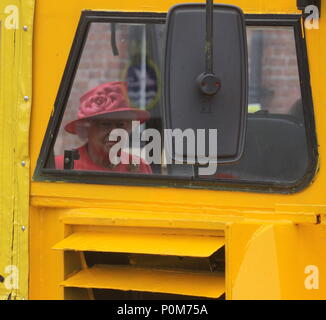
55,81,152,174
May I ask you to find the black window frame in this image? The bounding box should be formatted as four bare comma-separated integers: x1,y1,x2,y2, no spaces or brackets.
33,11,318,194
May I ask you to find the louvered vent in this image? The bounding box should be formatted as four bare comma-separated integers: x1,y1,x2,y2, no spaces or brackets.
53,228,225,300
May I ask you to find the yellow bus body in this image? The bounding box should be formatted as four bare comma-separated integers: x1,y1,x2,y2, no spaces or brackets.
0,0,326,300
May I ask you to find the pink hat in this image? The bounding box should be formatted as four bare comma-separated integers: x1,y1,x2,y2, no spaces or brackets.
65,81,150,134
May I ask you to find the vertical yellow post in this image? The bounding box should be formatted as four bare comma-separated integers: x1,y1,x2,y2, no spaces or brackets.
0,0,34,300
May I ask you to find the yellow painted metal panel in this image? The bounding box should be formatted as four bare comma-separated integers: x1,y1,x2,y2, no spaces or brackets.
30,0,324,214
28,0,326,300
32,197,319,224
62,265,225,298
59,207,317,229
53,231,225,257
0,0,34,300
231,225,281,299
226,221,326,300
29,207,66,300
273,223,326,300
61,209,230,231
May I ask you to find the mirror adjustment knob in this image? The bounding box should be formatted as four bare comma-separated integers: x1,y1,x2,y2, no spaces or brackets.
197,73,221,96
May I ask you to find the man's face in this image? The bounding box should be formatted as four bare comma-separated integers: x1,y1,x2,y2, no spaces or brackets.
87,118,132,156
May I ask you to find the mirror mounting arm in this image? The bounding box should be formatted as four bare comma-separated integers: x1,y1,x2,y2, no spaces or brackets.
197,0,221,96
206,0,214,74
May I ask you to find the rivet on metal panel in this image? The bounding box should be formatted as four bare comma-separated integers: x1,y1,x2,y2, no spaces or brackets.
24,96,29,102
21,161,26,167
23,26,28,31
21,226,26,232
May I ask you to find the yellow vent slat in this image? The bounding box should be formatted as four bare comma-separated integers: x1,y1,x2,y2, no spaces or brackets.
53,232,224,257
62,265,225,298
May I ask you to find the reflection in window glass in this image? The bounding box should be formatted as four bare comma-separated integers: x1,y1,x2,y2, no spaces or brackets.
216,27,308,183
247,27,302,118
53,23,165,174
50,23,309,185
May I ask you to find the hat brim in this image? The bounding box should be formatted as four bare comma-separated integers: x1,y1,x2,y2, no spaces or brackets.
65,108,151,134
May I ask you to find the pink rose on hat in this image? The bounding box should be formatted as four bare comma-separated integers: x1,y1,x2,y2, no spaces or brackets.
65,81,150,134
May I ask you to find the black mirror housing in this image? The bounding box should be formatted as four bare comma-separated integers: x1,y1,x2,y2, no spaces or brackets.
163,4,248,164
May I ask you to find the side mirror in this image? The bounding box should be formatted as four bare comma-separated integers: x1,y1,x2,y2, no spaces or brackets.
163,3,248,165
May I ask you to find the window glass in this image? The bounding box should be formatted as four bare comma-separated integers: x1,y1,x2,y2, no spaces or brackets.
52,22,165,175
247,27,302,118
48,21,309,186
215,27,308,183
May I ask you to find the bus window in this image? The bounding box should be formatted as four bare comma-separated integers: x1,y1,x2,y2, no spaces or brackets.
36,13,316,193
51,22,165,175
204,26,310,185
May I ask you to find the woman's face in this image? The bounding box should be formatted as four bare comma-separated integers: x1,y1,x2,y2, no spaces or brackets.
87,118,132,157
